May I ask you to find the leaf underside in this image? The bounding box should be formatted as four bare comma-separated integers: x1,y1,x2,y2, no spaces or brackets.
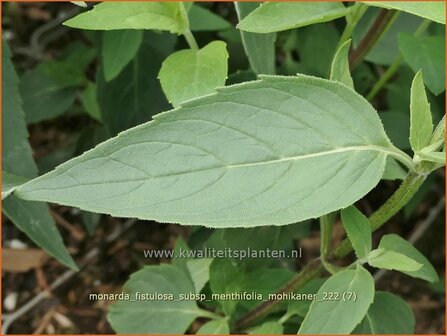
16,75,394,228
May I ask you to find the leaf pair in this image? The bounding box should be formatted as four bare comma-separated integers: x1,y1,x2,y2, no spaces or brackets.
341,206,438,282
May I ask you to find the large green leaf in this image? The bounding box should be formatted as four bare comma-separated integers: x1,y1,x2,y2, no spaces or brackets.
64,2,188,33
364,1,445,24
410,71,433,152
102,30,143,81
158,41,228,107
340,206,372,259
97,31,176,135
298,265,374,334
20,68,77,124
354,291,415,334
188,4,231,31
378,234,438,282
235,2,276,75
237,2,348,33
398,34,445,95
15,75,410,227
2,40,77,270
108,264,207,333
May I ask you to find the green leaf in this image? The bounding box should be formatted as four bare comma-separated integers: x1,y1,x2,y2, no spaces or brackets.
188,4,231,31
209,259,241,316
186,258,213,294
235,2,276,75
97,31,176,135
398,34,445,95
20,68,77,124
159,41,228,107
108,264,206,333
2,171,29,200
64,2,188,33
2,40,77,271
80,82,101,122
382,157,407,181
197,319,230,335
409,70,434,152
81,211,101,234
239,268,295,309
286,278,326,318
364,1,445,24
381,111,410,150
354,291,415,333
16,75,408,227
378,234,438,282
367,248,422,272
340,206,372,259
249,321,283,334
298,265,374,334
102,30,143,81
330,39,354,89
237,2,348,33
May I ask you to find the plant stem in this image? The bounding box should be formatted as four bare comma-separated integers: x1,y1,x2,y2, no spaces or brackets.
332,171,425,259
320,212,336,258
183,29,199,50
337,3,368,48
366,19,431,101
349,9,398,70
234,171,426,330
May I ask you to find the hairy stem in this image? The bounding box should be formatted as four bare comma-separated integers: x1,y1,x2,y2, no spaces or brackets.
349,9,398,70
234,171,426,330
366,19,431,101
183,29,199,50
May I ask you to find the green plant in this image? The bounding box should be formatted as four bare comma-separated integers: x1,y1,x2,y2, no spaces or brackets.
2,1,445,334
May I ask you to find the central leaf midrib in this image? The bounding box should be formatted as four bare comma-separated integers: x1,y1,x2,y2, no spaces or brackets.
24,145,391,192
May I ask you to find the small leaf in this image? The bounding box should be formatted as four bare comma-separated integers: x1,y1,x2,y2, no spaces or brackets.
188,4,232,31
80,82,101,122
378,234,438,282
209,259,241,316
249,321,283,334
340,206,372,259
235,2,276,75
330,39,354,89
237,2,348,33
15,75,404,228
367,248,422,272
382,157,407,181
398,34,445,95
97,31,176,135
364,1,445,24
186,258,213,294
409,70,433,152
286,278,326,317
64,2,188,34
197,319,230,335
108,264,206,333
158,41,228,107
354,291,415,334
20,68,77,124
2,172,29,200
418,151,445,164
81,211,101,234
102,30,143,81
298,264,374,334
